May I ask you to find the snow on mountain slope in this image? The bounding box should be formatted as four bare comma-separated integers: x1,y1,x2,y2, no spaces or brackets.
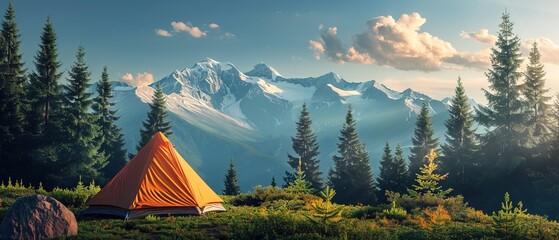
327,84,360,97
114,58,460,190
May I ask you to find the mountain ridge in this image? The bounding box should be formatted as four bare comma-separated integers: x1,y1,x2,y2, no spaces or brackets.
111,58,477,190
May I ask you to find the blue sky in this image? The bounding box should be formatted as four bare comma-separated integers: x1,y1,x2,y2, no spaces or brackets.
3,0,559,103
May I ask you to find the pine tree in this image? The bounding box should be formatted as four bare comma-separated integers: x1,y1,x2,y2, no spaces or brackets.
270,176,277,187
377,143,410,202
55,46,108,187
285,103,323,190
136,83,172,151
392,144,409,193
92,66,127,180
26,17,63,138
548,94,559,169
26,17,64,186
328,106,376,204
409,102,439,179
408,149,452,198
286,159,313,194
222,159,240,195
0,3,25,144
0,4,27,178
476,11,528,165
377,142,394,202
441,77,479,193
523,42,552,147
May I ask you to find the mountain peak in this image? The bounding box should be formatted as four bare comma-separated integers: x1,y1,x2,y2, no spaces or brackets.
245,63,282,80
189,58,236,73
327,72,342,83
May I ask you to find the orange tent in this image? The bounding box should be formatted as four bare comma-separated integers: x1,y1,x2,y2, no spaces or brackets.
84,132,225,219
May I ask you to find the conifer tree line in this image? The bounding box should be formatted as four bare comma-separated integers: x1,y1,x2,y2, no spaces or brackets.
0,4,171,189
281,11,559,217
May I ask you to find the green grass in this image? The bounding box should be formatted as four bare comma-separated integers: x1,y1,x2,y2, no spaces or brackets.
1,184,559,239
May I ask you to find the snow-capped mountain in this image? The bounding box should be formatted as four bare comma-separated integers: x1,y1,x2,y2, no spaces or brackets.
112,58,459,190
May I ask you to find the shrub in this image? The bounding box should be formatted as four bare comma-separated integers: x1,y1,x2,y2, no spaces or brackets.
231,185,317,209
306,186,343,224
380,201,407,221
387,191,468,220
144,214,160,222
49,178,101,207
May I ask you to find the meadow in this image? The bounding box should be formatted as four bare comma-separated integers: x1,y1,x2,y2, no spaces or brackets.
1,179,558,240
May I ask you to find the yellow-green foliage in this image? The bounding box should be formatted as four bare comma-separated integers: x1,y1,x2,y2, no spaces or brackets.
231,185,317,210
408,149,452,198
381,201,407,221
492,192,528,239
49,178,101,207
144,214,160,222
285,159,313,194
307,186,343,224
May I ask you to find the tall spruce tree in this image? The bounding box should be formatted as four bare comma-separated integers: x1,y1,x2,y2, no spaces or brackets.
393,144,409,193
136,83,172,151
223,159,241,195
26,17,64,186
523,42,552,147
27,17,63,138
409,102,439,179
0,3,25,145
476,11,528,166
377,142,394,202
55,46,107,187
0,4,27,178
441,77,479,194
549,94,559,167
285,103,323,190
378,142,409,202
328,106,376,204
92,66,127,180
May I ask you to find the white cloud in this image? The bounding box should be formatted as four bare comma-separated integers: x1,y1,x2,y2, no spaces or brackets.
171,21,207,38
523,38,559,65
444,48,491,71
224,32,235,38
308,40,325,60
460,29,497,44
121,72,154,87
155,29,172,37
309,13,491,71
209,23,220,29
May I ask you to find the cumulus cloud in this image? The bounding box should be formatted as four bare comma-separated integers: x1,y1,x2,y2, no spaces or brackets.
444,48,492,70
209,23,220,29
155,29,172,37
171,21,207,38
523,38,559,65
308,40,325,60
309,12,491,71
121,72,154,87
460,29,497,44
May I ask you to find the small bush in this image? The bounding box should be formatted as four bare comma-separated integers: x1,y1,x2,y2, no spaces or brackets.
231,185,317,209
387,191,468,220
347,205,383,219
49,178,101,207
380,201,408,221
145,214,160,222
